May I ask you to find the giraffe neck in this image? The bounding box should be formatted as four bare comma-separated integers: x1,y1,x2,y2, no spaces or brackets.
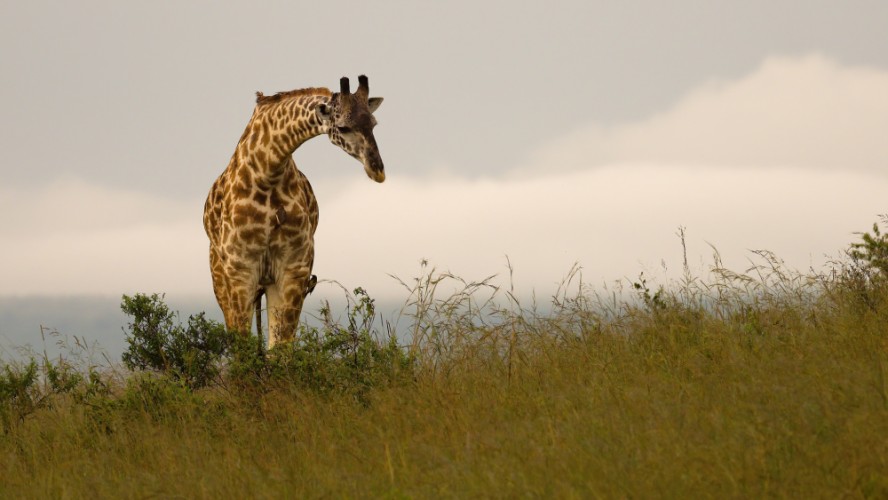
232,91,331,184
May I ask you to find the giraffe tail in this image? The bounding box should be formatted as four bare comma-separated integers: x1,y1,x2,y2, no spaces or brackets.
254,288,265,354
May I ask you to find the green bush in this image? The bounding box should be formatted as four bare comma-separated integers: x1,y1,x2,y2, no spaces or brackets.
120,290,413,397
850,215,888,277
827,216,888,312
121,293,229,388
226,288,413,398
0,360,39,432
0,354,98,433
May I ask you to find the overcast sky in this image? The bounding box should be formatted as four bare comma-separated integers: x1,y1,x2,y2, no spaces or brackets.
2,2,888,341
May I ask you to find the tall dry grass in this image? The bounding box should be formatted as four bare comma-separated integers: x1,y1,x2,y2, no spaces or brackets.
2,231,887,498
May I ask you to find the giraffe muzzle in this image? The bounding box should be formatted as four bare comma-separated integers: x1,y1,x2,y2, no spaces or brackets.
364,156,385,183
366,166,385,183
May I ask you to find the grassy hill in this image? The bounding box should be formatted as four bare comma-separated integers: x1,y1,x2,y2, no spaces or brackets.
2,227,887,498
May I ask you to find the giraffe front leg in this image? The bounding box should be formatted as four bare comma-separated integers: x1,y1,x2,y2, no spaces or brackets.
224,285,257,336
210,248,250,334
213,265,259,337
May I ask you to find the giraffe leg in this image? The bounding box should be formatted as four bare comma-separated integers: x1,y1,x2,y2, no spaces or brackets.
265,285,289,347
210,248,243,332
265,269,313,348
222,284,256,335
209,243,263,336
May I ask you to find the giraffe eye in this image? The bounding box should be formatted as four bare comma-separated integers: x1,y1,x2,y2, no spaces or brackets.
337,126,352,134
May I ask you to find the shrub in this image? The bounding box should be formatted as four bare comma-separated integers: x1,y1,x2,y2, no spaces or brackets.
226,288,413,398
827,216,888,312
121,293,229,388
0,360,39,432
849,215,888,277
120,290,413,397
0,354,98,433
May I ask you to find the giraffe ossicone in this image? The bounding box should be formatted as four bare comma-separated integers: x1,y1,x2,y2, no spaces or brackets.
203,75,385,347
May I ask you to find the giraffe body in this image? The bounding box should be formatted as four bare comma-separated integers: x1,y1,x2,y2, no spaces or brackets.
203,76,384,346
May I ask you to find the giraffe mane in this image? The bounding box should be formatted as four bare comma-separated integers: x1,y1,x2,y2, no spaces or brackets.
255,87,332,105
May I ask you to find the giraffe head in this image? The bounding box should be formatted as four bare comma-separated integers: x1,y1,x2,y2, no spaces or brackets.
317,75,386,183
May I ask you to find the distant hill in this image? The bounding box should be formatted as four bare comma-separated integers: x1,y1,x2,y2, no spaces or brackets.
0,293,405,362
0,295,221,361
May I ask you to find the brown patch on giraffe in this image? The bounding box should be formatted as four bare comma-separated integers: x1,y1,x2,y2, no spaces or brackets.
233,203,266,226
286,212,305,227
254,149,267,165
252,191,268,205
269,188,284,209
232,182,251,199
240,227,264,242
238,167,253,184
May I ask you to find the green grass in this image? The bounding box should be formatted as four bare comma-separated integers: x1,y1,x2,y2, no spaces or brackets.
2,235,888,498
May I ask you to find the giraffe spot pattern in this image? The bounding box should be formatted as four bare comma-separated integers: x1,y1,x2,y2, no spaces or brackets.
203,79,383,347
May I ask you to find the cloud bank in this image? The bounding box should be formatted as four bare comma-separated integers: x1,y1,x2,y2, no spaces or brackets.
315,167,887,300
2,54,886,301
529,54,888,174
0,179,208,295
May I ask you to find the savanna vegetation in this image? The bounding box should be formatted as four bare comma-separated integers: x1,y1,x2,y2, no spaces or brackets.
2,221,888,498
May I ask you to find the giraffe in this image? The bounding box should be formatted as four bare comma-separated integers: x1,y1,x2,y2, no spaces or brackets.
203,75,385,347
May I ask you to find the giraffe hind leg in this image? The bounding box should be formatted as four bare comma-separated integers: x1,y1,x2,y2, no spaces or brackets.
265,281,309,348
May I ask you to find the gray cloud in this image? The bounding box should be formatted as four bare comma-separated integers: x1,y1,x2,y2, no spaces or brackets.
527,55,888,174
2,2,887,199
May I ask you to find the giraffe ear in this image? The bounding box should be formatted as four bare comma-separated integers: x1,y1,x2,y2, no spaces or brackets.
368,97,384,114
316,103,333,122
